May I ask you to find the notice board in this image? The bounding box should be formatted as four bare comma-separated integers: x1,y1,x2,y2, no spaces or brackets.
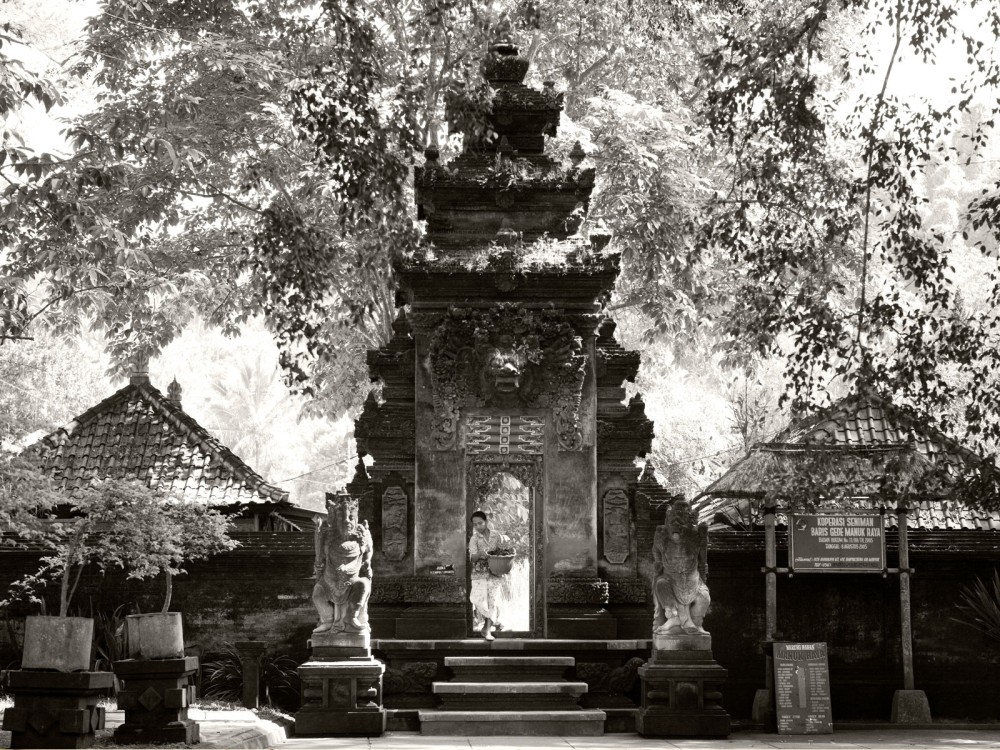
789,513,885,572
774,642,833,734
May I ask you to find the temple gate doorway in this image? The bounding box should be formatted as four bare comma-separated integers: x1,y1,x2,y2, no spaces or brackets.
466,458,543,637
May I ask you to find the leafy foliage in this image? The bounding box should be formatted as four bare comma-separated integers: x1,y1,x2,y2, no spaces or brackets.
5,0,1000,502
2,478,235,617
201,642,300,711
954,569,1000,647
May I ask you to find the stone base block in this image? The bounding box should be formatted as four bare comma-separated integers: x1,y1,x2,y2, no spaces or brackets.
433,681,587,711
637,658,730,738
653,632,711,653
113,720,198,745
113,656,200,745
891,689,932,724
2,670,114,749
418,709,606,736
751,687,776,730
295,708,386,735
294,656,386,736
637,708,731,737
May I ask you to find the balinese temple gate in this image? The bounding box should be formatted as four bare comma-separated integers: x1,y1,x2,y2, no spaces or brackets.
346,34,690,734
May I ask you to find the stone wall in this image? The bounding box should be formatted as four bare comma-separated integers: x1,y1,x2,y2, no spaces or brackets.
1,529,997,721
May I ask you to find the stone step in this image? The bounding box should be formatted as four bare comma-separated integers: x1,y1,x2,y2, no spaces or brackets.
444,655,574,682
418,709,606,736
432,681,588,711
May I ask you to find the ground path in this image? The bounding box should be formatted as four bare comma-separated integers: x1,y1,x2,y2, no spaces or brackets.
281,730,1000,750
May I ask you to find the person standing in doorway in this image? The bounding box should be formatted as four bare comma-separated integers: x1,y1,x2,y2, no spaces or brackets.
468,510,509,641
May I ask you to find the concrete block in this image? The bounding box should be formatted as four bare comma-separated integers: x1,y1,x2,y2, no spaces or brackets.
891,689,932,724
126,613,184,660
21,616,93,672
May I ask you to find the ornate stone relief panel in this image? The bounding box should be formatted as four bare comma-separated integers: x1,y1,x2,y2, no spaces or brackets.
466,414,544,455
381,486,408,562
427,304,587,451
602,488,631,565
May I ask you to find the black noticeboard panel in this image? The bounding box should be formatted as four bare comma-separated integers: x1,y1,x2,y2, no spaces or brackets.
790,513,885,572
774,642,833,734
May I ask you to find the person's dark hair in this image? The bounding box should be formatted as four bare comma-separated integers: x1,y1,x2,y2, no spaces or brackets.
470,510,488,523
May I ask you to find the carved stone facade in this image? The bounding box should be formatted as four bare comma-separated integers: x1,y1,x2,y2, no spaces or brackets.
427,305,588,451
348,35,673,639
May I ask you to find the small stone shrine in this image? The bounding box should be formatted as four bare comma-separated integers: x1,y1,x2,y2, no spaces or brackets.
637,500,730,737
294,494,386,736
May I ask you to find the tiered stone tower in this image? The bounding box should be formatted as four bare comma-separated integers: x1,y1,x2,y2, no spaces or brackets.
352,32,670,643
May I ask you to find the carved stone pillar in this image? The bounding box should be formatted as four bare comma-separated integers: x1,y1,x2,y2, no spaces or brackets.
636,634,730,737
113,656,200,744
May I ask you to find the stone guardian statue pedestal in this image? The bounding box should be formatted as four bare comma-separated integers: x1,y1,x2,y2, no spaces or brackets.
294,494,386,736
637,500,730,737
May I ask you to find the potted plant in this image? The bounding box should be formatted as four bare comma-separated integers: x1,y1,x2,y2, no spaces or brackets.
93,480,236,744
0,455,118,748
91,480,236,658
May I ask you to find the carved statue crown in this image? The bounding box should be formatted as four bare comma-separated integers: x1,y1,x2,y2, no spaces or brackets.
666,499,696,530
325,492,359,517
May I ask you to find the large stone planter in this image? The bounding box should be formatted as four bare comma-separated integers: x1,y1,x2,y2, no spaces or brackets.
2,670,113,749
125,612,184,660
20,616,93,672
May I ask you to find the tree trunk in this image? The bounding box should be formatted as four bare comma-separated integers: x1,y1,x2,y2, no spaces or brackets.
162,571,173,613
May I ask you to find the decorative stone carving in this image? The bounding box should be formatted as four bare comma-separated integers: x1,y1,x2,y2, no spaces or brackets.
575,657,645,696
383,662,439,695
312,494,374,636
466,414,544,455
607,578,649,604
651,500,710,636
546,577,609,605
370,577,465,604
380,486,408,562
427,304,587,451
602,488,631,564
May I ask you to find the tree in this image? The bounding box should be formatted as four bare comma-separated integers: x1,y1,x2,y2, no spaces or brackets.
3,478,235,617
5,0,1000,491
0,0,719,403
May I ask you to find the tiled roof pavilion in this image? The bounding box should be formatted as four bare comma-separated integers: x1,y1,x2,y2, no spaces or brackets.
695,390,1000,531
29,372,289,507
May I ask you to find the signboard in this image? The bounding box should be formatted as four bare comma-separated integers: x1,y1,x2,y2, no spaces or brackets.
789,513,885,572
774,642,832,734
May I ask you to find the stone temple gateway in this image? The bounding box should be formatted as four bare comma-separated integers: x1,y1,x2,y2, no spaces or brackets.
347,36,702,734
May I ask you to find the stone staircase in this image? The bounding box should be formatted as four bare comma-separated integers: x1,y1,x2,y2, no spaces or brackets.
417,656,606,736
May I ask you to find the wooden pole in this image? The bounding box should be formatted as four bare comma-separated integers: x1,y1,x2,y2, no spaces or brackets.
764,506,777,642
897,503,915,691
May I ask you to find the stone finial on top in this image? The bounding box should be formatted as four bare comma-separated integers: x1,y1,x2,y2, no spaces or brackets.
570,141,586,167
167,377,182,405
482,18,529,85
129,352,150,385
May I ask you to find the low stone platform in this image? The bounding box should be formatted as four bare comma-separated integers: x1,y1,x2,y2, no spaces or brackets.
374,638,646,733
373,638,651,651
418,652,606,735
418,710,607,736
434,681,588,710
445,656,574,682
